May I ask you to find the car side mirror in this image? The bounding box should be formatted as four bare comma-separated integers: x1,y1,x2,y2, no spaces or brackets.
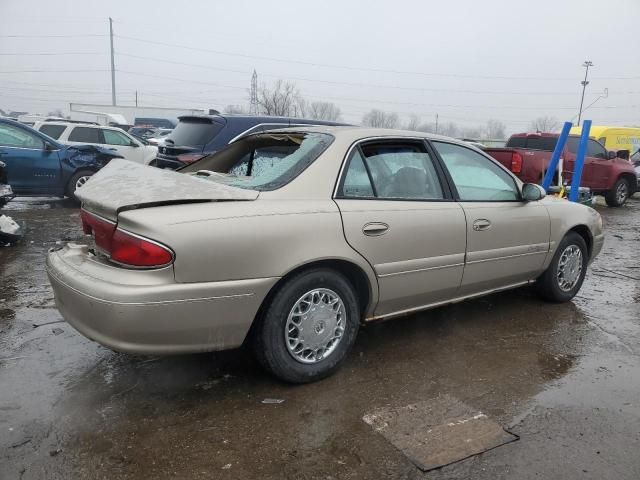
129,141,139,148
607,150,617,160
44,142,56,151
522,183,546,201
616,149,629,160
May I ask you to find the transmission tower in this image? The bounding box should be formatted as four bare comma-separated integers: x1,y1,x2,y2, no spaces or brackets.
249,70,258,115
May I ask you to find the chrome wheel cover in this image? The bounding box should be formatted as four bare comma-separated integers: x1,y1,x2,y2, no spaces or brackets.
75,175,92,190
285,288,346,364
557,245,583,292
616,181,628,204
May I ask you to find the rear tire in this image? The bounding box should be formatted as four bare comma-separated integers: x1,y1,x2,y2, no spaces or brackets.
536,232,588,303
66,170,95,203
252,268,360,383
604,177,630,207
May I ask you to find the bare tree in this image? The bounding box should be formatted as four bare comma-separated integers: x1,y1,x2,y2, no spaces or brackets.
307,101,342,121
404,114,421,131
529,116,559,133
416,122,437,133
485,119,506,139
257,80,306,117
47,108,66,118
362,109,399,128
438,122,459,137
224,104,248,115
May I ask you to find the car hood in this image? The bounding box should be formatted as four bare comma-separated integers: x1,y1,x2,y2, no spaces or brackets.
76,159,258,221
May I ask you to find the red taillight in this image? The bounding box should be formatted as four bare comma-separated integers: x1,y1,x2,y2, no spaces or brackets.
110,229,174,267
80,209,116,252
511,152,523,173
80,209,173,268
177,153,205,164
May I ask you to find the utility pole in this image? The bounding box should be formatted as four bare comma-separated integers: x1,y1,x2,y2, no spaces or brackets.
135,90,138,107
435,113,439,134
577,60,593,127
109,17,116,106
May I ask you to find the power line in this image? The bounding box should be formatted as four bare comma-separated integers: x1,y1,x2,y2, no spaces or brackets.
114,52,581,96
0,52,106,56
117,70,246,90
0,69,110,74
116,34,634,82
0,34,107,38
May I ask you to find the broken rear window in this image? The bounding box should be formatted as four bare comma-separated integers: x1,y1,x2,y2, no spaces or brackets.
180,132,333,191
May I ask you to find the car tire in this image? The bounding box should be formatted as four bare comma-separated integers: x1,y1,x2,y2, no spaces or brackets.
604,177,630,207
252,268,360,383
536,232,588,303
66,170,95,203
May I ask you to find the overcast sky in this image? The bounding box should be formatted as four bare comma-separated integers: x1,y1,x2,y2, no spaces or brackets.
0,0,638,134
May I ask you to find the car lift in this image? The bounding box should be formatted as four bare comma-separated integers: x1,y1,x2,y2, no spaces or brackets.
541,120,593,204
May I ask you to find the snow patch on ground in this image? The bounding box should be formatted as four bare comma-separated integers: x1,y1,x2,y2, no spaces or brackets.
0,214,20,234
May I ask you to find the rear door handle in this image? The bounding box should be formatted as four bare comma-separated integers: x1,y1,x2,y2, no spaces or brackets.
362,222,389,236
472,219,492,231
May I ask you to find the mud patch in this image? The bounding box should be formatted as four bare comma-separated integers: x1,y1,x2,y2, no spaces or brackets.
363,394,518,471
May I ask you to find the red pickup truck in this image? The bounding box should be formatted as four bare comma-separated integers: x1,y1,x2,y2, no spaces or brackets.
485,133,637,206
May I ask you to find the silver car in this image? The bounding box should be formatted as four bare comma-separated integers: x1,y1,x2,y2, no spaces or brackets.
46,127,604,383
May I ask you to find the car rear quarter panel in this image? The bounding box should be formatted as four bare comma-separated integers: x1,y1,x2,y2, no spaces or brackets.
116,199,379,312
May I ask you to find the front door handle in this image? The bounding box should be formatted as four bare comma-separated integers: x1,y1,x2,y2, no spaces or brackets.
363,222,389,236
472,219,492,231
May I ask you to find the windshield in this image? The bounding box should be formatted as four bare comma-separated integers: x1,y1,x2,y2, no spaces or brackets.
167,119,224,147
180,132,333,191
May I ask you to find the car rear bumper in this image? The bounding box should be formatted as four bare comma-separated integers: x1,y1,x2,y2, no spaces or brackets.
46,243,278,355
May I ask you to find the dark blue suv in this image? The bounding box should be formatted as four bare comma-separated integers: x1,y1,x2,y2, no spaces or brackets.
0,118,122,201
150,114,346,170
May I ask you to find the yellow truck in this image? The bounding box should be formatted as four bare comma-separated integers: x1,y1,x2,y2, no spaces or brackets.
570,125,640,157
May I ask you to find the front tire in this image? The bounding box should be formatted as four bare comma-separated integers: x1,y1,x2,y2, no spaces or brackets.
66,170,95,203
536,232,588,303
252,268,360,383
605,177,630,207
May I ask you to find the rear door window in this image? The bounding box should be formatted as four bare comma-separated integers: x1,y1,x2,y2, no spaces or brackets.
103,129,132,146
168,119,224,146
39,124,66,140
68,127,103,144
339,142,445,200
566,137,608,159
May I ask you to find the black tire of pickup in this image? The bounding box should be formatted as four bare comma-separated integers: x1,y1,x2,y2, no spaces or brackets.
604,177,630,207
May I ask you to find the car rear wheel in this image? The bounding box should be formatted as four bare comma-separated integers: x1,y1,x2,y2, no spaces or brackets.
66,170,95,203
536,232,588,303
252,268,360,383
604,177,630,207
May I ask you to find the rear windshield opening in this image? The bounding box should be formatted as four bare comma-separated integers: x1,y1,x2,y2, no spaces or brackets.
180,132,334,191
506,136,559,151
167,119,224,147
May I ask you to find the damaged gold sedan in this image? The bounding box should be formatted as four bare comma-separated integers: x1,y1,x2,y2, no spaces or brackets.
47,127,604,382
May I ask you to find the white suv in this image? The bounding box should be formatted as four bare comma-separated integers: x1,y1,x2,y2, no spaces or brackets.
34,121,158,165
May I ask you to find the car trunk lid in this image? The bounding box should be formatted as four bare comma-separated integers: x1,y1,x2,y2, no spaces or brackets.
76,158,258,221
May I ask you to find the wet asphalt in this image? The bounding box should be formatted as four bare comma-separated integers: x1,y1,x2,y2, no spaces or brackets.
0,195,639,480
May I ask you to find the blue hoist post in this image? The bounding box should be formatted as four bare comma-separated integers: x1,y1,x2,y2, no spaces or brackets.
569,120,592,202
541,121,573,192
